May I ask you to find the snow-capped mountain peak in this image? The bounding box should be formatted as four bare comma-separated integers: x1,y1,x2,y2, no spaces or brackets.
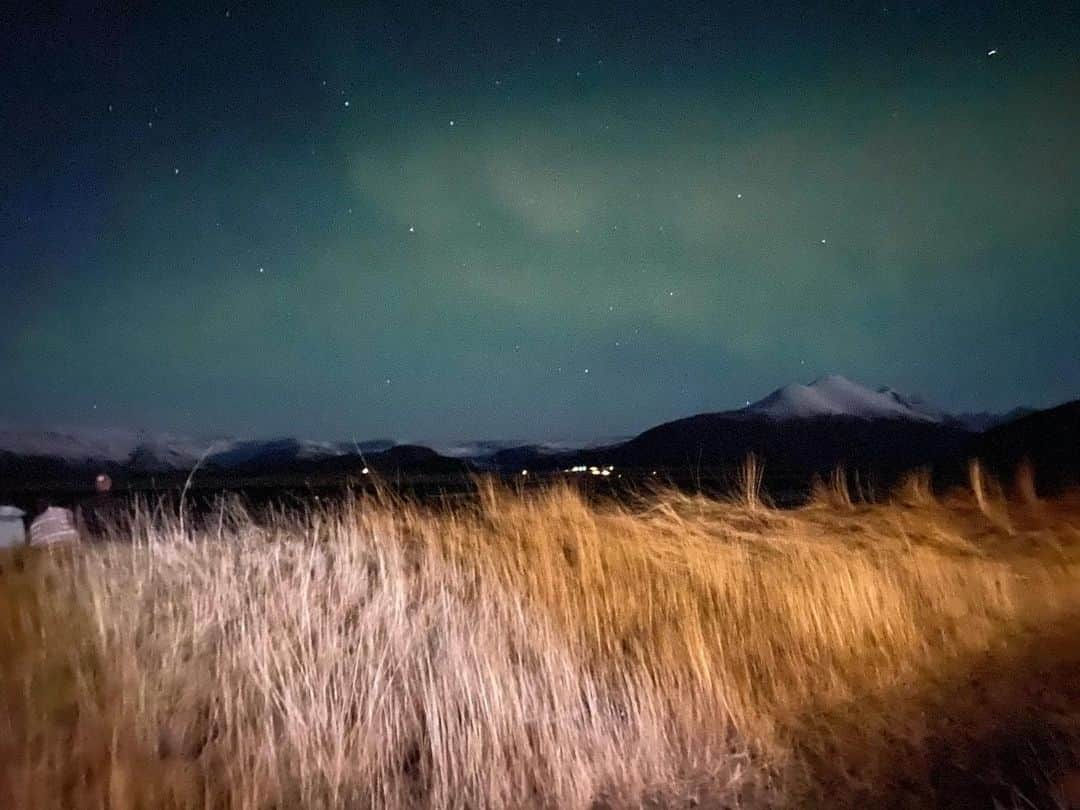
738,375,943,422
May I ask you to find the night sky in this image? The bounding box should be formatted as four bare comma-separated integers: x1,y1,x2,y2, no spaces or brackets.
3,2,1079,443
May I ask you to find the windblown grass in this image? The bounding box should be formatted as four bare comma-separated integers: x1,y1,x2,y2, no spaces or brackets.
4,469,1080,808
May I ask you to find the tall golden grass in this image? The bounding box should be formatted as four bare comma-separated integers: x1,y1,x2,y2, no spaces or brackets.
3,466,1080,808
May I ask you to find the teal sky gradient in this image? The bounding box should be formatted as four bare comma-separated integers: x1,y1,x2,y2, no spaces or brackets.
2,2,1078,441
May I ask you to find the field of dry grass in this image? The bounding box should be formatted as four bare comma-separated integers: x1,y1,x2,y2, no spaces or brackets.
3,464,1080,808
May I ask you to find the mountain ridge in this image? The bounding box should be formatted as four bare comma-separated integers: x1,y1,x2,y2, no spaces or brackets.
0,376,1041,481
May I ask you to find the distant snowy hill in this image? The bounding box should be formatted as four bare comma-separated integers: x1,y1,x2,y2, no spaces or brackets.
204,438,393,471
951,407,1037,433
0,427,212,468
728,375,1027,431
734,375,942,422
432,437,630,462
0,427,392,473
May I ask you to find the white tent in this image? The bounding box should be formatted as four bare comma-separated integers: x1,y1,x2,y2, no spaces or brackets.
0,505,26,548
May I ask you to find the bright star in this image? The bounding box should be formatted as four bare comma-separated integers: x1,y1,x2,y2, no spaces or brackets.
987,49,998,56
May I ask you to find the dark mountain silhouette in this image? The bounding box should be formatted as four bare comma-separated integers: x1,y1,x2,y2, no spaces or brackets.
965,400,1080,494
581,413,972,493
203,443,473,478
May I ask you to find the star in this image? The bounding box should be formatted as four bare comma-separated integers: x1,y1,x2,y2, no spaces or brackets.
820,238,827,244
987,48,998,56
408,225,415,233
344,100,350,107
449,119,455,126
258,266,265,273
584,368,590,374
737,193,743,199
173,167,180,175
